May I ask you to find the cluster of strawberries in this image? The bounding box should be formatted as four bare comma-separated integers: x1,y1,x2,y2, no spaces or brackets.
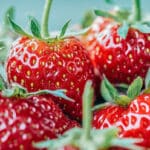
0,0,150,149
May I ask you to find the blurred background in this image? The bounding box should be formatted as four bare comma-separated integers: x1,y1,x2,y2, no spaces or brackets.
0,0,149,30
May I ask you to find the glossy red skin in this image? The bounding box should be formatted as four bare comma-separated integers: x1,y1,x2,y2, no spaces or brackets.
0,95,79,149
83,16,150,84
93,104,126,129
93,94,150,148
6,36,95,121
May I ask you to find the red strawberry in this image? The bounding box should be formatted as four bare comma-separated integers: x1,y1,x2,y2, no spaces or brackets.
93,94,150,148
82,1,150,85
93,76,150,148
6,0,96,121
6,36,95,121
0,94,79,150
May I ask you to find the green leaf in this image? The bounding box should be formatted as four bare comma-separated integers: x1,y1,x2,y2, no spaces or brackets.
145,68,150,89
132,23,150,33
115,9,130,20
27,89,74,102
101,80,113,102
117,22,129,39
127,77,143,99
29,16,41,38
2,84,27,98
142,21,150,27
59,20,71,38
7,15,30,36
81,10,95,28
101,77,119,102
94,10,120,22
4,6,15,27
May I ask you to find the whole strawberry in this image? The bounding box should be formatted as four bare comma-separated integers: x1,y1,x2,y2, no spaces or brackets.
6,0,95,121
93,76,150,148
82,0,150,85
0,94,79,150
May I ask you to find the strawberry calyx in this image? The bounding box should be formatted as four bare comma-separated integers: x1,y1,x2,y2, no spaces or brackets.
34,81,142,150
7,0,89,44
99,68,150,107
95,0,150,38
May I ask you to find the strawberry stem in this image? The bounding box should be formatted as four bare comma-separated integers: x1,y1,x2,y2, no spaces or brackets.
82,81,94,140
132,0,141,22
26,89,74,102
41,0,53,38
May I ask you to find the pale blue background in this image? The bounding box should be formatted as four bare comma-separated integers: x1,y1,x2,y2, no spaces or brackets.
0,0,149,30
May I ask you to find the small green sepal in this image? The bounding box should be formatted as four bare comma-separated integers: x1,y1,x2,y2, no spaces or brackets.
29,16,41,38
127,76,143,99
59,20,71,38
118,21,129,39
7,15,31,37
4,6,15,27
94,9,121,22
132,23,150,33
101,76,119,102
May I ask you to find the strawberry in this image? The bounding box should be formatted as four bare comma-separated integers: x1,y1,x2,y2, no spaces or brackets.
82,0,150,85
93,75,150,148
34,81,141,150
93,94,150,148
5,0,95,121
0,94,79,150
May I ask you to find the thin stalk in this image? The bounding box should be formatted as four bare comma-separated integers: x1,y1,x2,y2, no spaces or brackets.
132,0,141,21
41,0,53,38
82,81,94,140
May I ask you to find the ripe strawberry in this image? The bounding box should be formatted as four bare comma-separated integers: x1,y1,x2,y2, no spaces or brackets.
93,76,150,148
82,1,150,85
6,36,95,120
6,0,96,121
93,94,150,148
0,94,79,150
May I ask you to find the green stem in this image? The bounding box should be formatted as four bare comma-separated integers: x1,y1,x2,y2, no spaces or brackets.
82,81,94,140
41,0,53,38
25,89,74,102
132,0,141,21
